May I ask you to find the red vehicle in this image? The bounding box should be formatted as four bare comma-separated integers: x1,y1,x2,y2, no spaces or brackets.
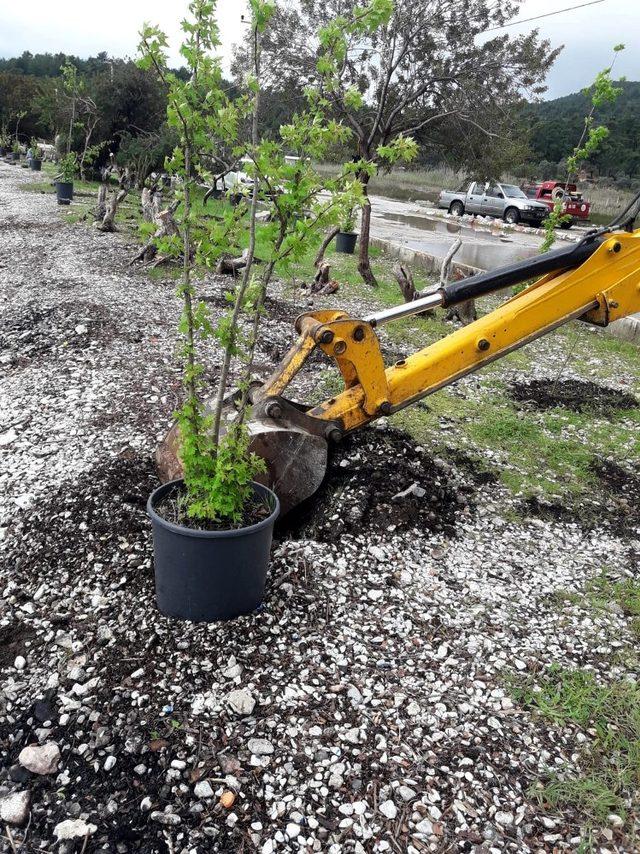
522,181,591,229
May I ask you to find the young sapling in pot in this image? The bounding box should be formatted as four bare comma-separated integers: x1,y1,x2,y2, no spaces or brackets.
55,153,77,204
142,0,367,620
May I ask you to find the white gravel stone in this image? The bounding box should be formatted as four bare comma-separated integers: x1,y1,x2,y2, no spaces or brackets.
285,822,301,839
18,742,60,775
247,737,274,756
150,811,181,826
0,791,30,826
54,819,97,840
379,800,397,820
194,781,214,799
225,688,256,716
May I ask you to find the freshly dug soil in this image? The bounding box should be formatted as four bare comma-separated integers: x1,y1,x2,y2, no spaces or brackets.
521,459,640,536
278,426,480,542
508,378,638,415
154,484,273,531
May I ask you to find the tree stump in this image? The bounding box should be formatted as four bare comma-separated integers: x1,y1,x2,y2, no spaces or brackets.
393,263,435,316
129,203,179,265
96,187,129,233
94,184,108,221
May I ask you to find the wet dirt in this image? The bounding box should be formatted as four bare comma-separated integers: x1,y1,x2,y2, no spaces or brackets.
0,622,37,667
277,426,480,543
509,379,638,415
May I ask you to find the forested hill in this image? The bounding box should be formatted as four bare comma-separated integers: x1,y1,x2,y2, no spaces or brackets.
524,80,640,178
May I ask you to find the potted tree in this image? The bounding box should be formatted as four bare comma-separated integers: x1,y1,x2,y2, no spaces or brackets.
55,153,76,204
10,141,21,164
141,0,362,622
29,139,43,171
141,0,280,623
336,205,359,254
0,132,9,157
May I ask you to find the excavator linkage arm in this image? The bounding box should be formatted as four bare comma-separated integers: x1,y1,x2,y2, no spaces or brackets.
254,229,640,437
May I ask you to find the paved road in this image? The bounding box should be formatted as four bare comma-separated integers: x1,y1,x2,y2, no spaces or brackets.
368,194,576,271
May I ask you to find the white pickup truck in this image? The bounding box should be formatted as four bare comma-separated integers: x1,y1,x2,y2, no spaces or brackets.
437,181,550,227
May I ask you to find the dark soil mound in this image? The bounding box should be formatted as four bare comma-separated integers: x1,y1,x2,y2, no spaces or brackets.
278,426,480,542
509,379,638,415
1,450,157,589
521,459,640,537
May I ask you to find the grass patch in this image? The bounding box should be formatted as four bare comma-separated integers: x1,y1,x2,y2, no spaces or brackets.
587,574,640,639
392,387,600,499
510,665,640,827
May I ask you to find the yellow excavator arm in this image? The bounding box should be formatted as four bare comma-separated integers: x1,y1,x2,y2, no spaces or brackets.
158,224,640,513
256,229,640,436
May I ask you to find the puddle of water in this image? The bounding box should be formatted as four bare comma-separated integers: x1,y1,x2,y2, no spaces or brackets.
376,209,540,269
380,211,462,234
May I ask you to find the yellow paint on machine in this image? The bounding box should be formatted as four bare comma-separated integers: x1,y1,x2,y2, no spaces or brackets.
262,231,640,435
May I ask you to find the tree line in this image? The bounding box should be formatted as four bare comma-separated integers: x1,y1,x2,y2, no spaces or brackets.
520,80,640,182
1,0,562,286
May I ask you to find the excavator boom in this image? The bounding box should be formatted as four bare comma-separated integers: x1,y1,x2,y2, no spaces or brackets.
158,227,640,513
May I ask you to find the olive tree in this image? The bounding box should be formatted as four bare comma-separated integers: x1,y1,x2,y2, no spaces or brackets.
256,0,561,286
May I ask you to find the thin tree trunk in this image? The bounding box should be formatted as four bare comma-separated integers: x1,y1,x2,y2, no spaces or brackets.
210,23,262,451
314,226,340,267
357,173,378,287
180,143,202,441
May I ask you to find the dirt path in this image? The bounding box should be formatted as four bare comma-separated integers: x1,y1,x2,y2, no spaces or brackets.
0,162,639,852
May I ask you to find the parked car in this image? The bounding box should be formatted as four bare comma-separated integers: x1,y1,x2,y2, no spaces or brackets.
437,181,549,226
521,181,591,228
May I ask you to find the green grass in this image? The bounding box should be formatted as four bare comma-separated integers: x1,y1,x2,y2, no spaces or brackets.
391,383,612,499
511,665,640,828
587,574,640,639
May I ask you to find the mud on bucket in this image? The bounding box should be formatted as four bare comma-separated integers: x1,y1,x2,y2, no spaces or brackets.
147,479,280,622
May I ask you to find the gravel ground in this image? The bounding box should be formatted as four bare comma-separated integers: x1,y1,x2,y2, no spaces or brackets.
1,162,639,853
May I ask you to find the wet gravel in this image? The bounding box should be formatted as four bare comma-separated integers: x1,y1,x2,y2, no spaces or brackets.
1,163,639,852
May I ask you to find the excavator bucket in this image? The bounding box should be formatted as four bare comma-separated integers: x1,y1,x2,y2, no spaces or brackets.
156,398,329,516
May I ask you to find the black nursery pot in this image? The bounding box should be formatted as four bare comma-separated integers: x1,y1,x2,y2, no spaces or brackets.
55,181,73,205
147,480,280,623
30,158,42,172
336,231,358,254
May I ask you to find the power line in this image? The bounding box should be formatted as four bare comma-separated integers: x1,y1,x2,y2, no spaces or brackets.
484,0,606,32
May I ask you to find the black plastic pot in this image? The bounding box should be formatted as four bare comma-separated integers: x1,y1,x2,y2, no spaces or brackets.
30,158,42,172
148,479,280,622
55,181,73,205
336,231,358,254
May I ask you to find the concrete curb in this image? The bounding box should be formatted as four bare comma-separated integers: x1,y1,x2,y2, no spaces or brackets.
372,236,640,347
606,314,640,345
370,236,482,279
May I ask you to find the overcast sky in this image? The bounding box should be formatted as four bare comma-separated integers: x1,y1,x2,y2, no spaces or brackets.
0,0,636,100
